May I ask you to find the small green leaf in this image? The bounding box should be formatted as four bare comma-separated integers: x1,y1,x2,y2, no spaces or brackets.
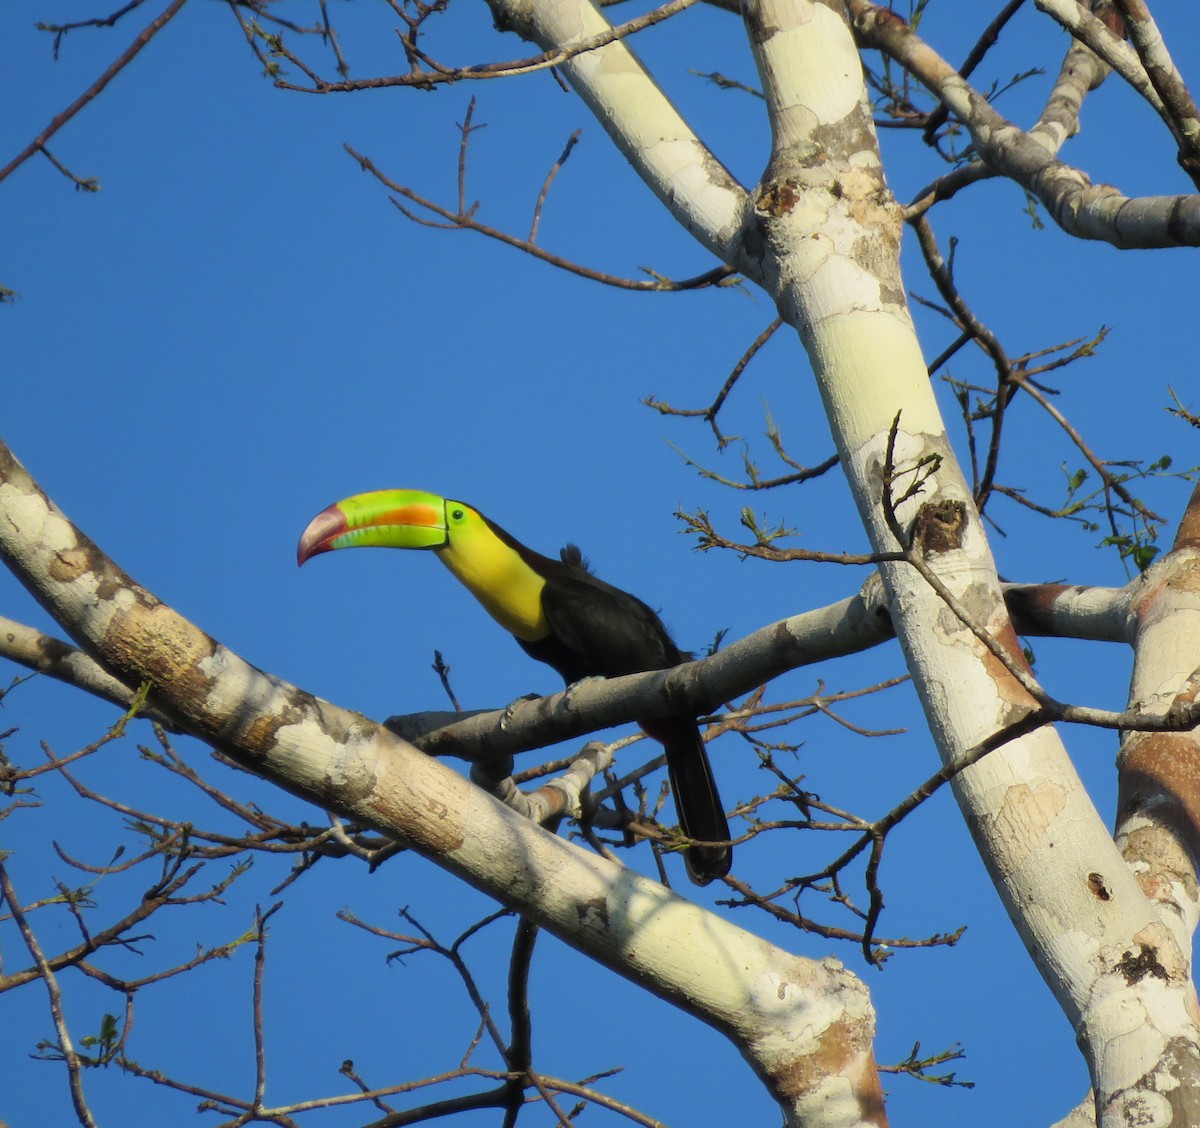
1131,545,1160,572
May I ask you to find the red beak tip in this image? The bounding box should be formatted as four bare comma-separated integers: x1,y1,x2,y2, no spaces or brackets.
297,505,346,568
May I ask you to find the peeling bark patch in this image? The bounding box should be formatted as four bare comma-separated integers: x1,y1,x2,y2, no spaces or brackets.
850,1051,889,1128
977,619,1040,716
32,629,77,665
1118,732,1200,866
369,774,465,856
913,499,967,556
48,547,92,583
105,600,218,711
576,896,609,929
1117,943,1171,985
774,1012,881,1120
97,570,152,604
1087,872,1112,901
242,701,304,758
373,770,460,851
1003,583,1074,636
992,780,1067,855
755,179,801,217
1119,824,1199,911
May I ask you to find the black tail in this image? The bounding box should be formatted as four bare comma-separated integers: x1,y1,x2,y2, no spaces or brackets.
643,718,732,885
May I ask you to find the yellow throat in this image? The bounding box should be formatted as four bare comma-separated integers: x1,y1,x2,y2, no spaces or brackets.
436,504,550,642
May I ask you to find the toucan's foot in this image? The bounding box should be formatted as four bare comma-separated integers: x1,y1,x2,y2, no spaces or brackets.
501,693,541,729
563,674,606,706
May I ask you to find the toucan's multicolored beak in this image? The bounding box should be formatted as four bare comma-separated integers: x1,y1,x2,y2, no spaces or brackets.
296,489,448,565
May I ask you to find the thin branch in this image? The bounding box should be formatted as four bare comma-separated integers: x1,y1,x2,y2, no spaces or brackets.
645,318,784,447
252,903,284,1113
0,862,99,1127
345,145,736,292
1008,369,1164,528
908,217,1013,509
530,130,581,244
37,0,151,58
920,0,1028,145
0,0,189,187
1109,0,1200,186
881,415,1050,710
266,0,703,94
854,0,1200,248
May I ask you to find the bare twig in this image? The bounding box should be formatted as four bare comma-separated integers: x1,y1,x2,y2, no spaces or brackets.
0,0,189,187
264,0,703,94
530,130,581,244
345,145,735,292
645,318,784,447
0,862,99,1127
920,0,1028,145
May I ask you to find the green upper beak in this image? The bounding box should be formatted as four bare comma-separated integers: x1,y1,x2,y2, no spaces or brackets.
296,489,449,565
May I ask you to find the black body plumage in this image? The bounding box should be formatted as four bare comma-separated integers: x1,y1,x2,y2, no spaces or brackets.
500,536,732,884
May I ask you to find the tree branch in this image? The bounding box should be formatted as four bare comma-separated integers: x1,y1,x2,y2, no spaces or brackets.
0,437,883,1125
852,1,1200,248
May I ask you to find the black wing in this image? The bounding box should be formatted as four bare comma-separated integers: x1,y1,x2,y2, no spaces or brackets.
529,570,684,683
517,547,730,884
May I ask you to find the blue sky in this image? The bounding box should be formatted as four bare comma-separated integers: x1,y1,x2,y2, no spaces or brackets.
2,3,1198,1125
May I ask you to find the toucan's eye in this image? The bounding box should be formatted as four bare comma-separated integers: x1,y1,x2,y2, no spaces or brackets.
450,507,465,523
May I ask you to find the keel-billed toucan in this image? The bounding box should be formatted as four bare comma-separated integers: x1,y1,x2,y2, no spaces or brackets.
296,489,732,884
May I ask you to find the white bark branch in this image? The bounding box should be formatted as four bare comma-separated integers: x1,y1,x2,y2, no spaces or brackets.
1035,0,1167,118
727,3,1199,1122
1103,485,1200,1124
0,577,1137,727
0,438,886,1127
852,1,1200,248
489,0,751,264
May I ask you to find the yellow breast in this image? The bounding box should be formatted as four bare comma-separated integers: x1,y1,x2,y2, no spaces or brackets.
437,527,550,642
